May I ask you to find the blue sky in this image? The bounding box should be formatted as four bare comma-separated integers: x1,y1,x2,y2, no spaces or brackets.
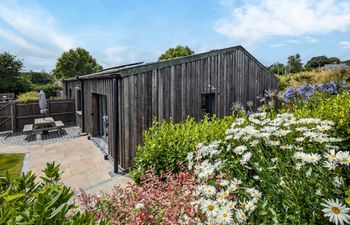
0,0,349,71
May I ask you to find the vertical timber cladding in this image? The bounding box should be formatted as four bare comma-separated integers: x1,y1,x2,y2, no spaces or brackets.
118,47,278,168
82,79,115,158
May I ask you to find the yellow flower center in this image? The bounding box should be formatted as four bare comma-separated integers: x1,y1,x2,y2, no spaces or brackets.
208,189,212,193
223,213,228,218
332,207,340,214
207,205,214,211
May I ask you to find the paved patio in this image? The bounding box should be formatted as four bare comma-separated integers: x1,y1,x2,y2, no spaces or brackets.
0,134,131,193
1,126,81,146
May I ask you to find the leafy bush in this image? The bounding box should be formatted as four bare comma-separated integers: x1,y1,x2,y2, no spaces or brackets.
292,92,350,141
131,116,234,183
77,169,198,225
187,112,350,224
0,162,105,224
32,82,62,99
16,91,40,102
16,82,62,102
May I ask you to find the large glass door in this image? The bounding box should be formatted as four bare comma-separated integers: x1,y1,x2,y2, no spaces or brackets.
98,95,108,141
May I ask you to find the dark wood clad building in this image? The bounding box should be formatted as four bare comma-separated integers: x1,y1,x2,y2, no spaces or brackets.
63,45,278,172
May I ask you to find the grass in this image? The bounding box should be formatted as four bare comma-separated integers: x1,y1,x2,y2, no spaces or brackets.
0,154,25,178
277,68,350,90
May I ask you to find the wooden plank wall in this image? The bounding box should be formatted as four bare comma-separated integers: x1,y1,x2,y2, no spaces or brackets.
63,80,80,99
0,102,13,132
15,100,75,130
0,100,75,132
81,79,115,158
118,48,279,168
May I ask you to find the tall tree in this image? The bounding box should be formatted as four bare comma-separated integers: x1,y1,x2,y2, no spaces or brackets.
158,45,194,61
268,62,285,75
53,48,102,79
287,53,303,73
0,52,24,93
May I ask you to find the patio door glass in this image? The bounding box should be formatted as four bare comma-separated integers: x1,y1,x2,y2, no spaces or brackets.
98,95,108,141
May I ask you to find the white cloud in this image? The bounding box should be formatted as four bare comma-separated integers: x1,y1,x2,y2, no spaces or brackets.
102,46,157,68
215,0,350,43
305,37,318,44
339,41,350,49
0,2,77,50
269,43,285,48
0,27,56,58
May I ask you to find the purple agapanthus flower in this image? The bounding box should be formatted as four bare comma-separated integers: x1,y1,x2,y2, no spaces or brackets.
320,82,338,94
296,84,315,100
281,87,297,103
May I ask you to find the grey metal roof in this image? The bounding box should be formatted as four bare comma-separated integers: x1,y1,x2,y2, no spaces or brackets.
64,45,271,81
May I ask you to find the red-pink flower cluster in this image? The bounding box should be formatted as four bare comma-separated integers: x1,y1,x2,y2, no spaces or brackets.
76,170,199,225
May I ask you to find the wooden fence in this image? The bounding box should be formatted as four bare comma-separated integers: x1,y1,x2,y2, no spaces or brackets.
0,99,75,132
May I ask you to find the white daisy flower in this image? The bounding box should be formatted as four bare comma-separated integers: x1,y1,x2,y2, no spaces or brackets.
295,162,303,170
218,190,230,199
226,200,237,210
217,197,228,206
202,185,216,197
316,124,332,132
296,137,305,142
201,200,219,217
228,184,238,192
268,140,280,146
240,152,253,165
274,129,291,137
236,209,247,223
220,179,230,187
244,200,257,212
338,152,350,165
294,152,305,160
321,198,350,225
216,207,233,224
250,139,260,147
323,161,337,171
324,149,339,162
233,145,247,155
304,153,321,164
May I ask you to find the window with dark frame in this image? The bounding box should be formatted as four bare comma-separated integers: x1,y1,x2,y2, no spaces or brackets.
201,93,215,117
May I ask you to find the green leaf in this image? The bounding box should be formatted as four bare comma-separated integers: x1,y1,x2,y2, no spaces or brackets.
4,193,25,202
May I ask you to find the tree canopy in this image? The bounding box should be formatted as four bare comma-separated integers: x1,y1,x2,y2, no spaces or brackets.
268,62,285,75
287,53,303,73
158,45,194,61
53,47,102,79
0,52,25,93
304,56,341,71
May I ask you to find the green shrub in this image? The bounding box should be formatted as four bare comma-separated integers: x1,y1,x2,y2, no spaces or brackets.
32,82,62,99
0,162,106,224
16,91,39,102
131,116,234,183
291,92,350,142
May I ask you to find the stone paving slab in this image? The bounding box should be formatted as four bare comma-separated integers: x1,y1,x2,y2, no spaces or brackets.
1,126,82,146
0,134,132,193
